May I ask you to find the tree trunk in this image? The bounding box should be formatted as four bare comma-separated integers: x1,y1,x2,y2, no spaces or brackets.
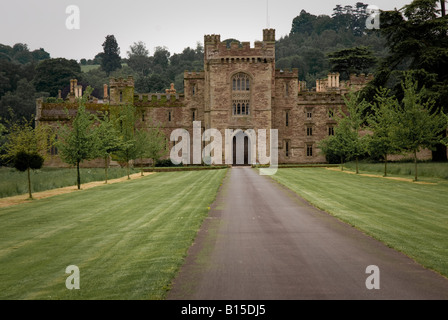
355,157,359,174
104,156,108,184
27,167,32,199
384,154,388,177
340,156,344,171
77,161,81,189
414,150,418,182
127,161,130,180
140,157,144,176
441,0,446,17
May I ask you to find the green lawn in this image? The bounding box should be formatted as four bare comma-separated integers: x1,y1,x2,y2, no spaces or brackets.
269,167,448,278
0,167,138,198
0,169,227,299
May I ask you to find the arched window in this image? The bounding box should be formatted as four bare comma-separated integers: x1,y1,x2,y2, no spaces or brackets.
232,73,251,116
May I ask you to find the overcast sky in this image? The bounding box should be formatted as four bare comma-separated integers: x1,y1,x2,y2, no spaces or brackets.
0,0,411,61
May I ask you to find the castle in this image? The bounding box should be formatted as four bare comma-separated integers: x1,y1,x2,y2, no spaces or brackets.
36,29,373,167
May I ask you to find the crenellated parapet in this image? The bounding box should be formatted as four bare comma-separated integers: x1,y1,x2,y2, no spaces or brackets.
204,29,275,62
275,68,298,79
133,93,185,108
184,71,205,79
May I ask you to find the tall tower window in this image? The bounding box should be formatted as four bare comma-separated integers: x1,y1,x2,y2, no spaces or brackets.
232,73,251,116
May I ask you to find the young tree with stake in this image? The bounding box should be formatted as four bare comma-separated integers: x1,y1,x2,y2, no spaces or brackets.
57,87,99,189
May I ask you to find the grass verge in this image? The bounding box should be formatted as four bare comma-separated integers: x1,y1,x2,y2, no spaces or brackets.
269,167,448,278
343,161,448,180
0,169,227,299
0,167,138,198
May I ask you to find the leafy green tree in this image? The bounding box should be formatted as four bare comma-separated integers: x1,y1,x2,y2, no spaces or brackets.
0,117,54,198
136,121,168,172
100,35,122,76
112,104,138,179
34,58,81,97
291,10,318,35
340,90,369,173
57,87,99,189
393,74,446,181
319,90,370,171
153,46,170,72
328,46,377,80
13,152,44,199
319,118,353,170
127,41,152,77
371,0,448,160
366,87,401,176
96,111,121,183
0,78,37,121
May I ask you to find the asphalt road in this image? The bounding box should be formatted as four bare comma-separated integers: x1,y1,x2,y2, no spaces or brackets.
167,167,448,300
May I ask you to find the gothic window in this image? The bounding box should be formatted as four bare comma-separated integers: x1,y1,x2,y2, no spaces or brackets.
232,73,251,116
119,91,123,103
306,109,312,120
328,108,335,120
285,110,289,127
285,140,289,157
307,126,313,136
307,145,313,157
192,110,196,121
168,111,172,122
328,126,335,136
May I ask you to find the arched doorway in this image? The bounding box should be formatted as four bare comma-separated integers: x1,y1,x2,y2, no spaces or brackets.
232,131,249,166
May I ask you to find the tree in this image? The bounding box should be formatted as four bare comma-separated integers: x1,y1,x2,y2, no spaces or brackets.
0,117,54,198
0,78,37,121
13,152,44,198
153,46,170,71
136,120,168,172
328,46,377,80
372,0,448,160
127,41,152,77
100,35,122,76
34,58,81,97
393,74,446,181
96,111,121,183
112,104,138,179
366,87,401,176
318,124,352,170
57,87,99,189
340,90,369,173
291,10,317,35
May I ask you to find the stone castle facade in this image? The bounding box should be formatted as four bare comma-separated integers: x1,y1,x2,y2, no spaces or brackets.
36,29,374,167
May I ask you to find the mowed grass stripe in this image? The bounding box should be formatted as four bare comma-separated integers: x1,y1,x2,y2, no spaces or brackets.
0,169,227,299
269,168,448,278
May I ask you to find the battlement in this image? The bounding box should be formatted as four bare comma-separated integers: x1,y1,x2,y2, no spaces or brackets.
204,34,221,44
275,68,299,78
263,29,275,42
184,71,205,79
109,76,135,88
133,93,185,108
205,29,275,61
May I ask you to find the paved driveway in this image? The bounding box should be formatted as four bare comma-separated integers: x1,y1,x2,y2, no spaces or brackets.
167,167,448,300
